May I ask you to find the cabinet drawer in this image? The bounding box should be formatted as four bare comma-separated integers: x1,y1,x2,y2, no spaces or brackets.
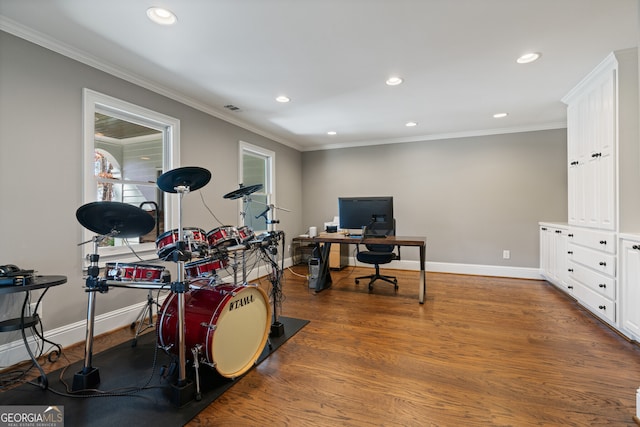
567,260,616,299
567,228,616,254
572,281,616,324
567,244,616,277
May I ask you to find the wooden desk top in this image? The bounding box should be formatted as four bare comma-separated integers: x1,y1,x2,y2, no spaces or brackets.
294,234,426,246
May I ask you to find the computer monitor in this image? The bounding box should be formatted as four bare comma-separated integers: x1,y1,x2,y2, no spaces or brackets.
338,196,394,235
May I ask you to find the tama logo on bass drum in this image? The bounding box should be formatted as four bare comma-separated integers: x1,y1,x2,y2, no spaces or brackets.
228,293,255,311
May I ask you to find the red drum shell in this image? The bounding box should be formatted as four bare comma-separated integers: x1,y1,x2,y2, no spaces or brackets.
155,227,207,259
236,226,254,243
184,255,228,279
157,285,271,378
105,263,165,282
206,226,239,249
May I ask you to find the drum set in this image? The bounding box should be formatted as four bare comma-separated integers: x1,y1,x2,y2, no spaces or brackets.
74,166,286,405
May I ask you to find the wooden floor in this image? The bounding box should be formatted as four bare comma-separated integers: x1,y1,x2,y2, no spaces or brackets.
4,266,640,426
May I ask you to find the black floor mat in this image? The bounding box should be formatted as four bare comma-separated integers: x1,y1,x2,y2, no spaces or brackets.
1,316,308,426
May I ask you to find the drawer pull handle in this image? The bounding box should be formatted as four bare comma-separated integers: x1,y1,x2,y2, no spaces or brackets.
555,230,562,233
633,245,640,250
592,152,602,158
568,269,574,273
599,240,607,245
599,284,606,288
568,286,573,289
568,234,574,238
599,262,606,266
598,305,606,310
567,251,573,255
541,227,547,231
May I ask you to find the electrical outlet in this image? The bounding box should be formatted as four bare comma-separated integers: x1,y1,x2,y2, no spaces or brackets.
29,302,42,319
503,250,511,259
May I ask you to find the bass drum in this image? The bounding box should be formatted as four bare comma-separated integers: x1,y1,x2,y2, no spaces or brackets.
158,284,271,378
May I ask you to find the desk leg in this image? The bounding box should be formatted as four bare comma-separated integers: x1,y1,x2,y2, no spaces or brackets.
419,244,426,304
315,242,332,292
19,293,48,389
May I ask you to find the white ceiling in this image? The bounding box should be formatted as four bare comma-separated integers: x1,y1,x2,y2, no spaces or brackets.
1,0,638,151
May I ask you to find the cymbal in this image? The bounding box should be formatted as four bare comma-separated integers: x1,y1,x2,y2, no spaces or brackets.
76,201,155,238
157,166,211,193
223,183,263,200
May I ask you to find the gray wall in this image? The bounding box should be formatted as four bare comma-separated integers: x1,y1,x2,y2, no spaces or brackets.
0,31,302,331
301,129,568,267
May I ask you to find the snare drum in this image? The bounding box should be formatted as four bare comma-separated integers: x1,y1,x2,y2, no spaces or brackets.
105,263,165,282
184,255,228,279
206,226,238,249
158,284,271,378
155,227,207,260
236,226,255,244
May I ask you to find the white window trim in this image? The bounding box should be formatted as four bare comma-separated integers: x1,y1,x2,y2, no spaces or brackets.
82,88,180,264
239,141,275,231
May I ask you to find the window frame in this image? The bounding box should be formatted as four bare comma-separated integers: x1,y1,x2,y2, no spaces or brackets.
238,141,275,233
82,88,180,263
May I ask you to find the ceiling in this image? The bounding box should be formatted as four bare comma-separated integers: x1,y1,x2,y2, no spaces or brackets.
0,0,638,151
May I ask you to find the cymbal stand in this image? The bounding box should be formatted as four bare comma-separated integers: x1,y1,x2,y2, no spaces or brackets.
261,230,286,337
131,289,155,347
72,232,114,391
168,184,196,407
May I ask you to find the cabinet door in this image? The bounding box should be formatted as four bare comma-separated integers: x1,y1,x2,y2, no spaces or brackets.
621,240,640,339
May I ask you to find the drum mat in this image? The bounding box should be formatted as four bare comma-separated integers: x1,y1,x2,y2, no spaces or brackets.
1,316,309,426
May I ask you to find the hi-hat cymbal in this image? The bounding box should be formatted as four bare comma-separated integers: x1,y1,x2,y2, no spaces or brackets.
157,166,211,193
76,201,155,238
223,183,263,200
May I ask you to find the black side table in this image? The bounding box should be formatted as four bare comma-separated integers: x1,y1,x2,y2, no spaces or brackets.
0,275,67,389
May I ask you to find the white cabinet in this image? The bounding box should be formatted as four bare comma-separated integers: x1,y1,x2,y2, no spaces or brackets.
564,55,617,230
546,48,639,333
620,236,640,340
566,228,617,325
539,224,570,292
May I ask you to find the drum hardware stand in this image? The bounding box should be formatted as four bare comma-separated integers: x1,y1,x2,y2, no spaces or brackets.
130,289,155,347
73,232,114,391
168,184,196,407
191,345,203,401
259,230,286,337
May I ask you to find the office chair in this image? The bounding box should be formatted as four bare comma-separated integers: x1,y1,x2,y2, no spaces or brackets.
355,220,400,292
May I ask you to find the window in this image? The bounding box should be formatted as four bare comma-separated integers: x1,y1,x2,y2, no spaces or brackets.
83,89,180,262
239,142,274,233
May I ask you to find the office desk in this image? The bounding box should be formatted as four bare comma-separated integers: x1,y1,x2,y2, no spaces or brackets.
294,235,427,304
0,275,67,389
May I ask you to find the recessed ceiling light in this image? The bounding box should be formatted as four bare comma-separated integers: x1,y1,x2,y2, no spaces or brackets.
386,76,404,86
146,7,177,25
405,121,417,127
493,113,508,118
276,96,290,103
516,52,541,64
327,131,337,136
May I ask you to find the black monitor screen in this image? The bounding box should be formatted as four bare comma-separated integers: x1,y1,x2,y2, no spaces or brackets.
338,196,394,234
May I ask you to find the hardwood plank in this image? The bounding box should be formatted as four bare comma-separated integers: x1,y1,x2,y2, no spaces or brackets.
4,266,640,426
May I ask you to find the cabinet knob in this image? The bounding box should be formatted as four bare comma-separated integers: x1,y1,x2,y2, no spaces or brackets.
598,284,606,288
599,262,606,266
598,305,606,310
599,240,607,245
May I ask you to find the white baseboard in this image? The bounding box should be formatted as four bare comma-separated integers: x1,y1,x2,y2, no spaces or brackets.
0,256,538,367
